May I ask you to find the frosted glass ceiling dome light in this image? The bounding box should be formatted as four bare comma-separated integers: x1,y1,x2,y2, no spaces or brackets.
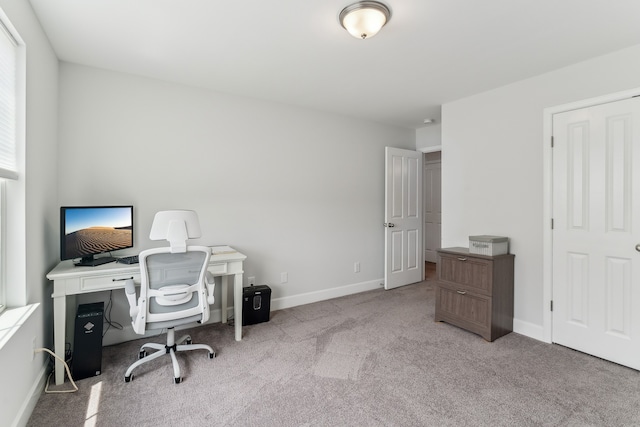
340,1,391,40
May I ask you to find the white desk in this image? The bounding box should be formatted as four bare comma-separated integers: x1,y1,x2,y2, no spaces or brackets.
46,245,246,385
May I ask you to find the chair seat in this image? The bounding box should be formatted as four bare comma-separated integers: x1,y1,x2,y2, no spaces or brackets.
146,314,203,331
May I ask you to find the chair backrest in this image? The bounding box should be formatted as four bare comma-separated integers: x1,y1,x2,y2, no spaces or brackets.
149,210,202,253
137,210,211,331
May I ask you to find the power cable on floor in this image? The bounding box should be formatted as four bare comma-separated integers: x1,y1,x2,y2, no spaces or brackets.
34,347,78,393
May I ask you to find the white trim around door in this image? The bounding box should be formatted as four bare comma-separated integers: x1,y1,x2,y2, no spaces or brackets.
418,145,442,154
542,86,640,344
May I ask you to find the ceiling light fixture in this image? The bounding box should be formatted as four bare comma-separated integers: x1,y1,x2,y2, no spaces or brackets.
339,1,391,40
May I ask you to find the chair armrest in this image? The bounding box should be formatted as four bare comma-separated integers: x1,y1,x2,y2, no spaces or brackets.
124,279,139,318
124,278,146,334
205,272,215,305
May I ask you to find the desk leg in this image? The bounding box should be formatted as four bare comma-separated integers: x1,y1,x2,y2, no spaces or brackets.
234,273,242,341
53,294,66,386
221,275,228,324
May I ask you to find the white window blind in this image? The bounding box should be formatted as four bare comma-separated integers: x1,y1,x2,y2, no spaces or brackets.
0,20,17,180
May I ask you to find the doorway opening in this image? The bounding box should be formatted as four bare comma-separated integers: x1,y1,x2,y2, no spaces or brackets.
424,151,441,278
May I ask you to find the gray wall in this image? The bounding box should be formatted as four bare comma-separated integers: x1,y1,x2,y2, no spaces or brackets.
0,0,59,425
416,124,441,152
58,62,415,342
441,43,640,339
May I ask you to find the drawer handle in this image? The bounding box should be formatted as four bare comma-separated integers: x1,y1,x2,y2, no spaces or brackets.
456,290,467,295
457,257,467,261
113,277,134,282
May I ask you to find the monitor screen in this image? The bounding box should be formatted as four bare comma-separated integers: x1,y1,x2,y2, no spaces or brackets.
60,206,133,266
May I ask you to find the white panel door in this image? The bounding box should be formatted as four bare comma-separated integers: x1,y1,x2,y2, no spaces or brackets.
384,147,423,290
424,152,441,263
552,97,640,370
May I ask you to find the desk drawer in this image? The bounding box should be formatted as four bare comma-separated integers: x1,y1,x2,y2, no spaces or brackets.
208,263,227,275
81,273,139,292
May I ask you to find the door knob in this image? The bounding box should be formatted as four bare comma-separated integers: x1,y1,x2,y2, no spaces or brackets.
383,223,395,228
636,244,640,252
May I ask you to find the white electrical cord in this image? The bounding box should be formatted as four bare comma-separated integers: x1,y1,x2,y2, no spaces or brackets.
34,347,79,393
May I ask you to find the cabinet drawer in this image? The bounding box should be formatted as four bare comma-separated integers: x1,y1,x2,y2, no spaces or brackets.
438,252,492,295
435,285,491,336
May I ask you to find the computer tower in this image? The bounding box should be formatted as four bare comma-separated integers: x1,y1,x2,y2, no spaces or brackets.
242,285,271,326
72,302,104,380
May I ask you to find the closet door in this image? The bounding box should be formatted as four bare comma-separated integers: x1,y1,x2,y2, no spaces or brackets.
552,97,640,370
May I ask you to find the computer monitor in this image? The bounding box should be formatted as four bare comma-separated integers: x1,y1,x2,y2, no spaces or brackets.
60,205,134,266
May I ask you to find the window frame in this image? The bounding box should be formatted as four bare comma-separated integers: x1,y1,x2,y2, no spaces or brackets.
0,8,24,314
0,181,4,314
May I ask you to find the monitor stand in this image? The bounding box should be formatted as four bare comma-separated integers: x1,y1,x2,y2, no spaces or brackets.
74,255,116,267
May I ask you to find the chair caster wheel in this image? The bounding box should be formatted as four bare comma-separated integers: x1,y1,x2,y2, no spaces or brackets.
125,375,133,383
139,350,147,359
174,377,182,384
209,352,215,359
185,337,192,345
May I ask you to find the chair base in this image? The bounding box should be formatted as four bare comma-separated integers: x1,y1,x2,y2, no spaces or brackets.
124,327,215,383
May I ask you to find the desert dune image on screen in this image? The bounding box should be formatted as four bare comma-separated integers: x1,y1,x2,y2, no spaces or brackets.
64,207,132,259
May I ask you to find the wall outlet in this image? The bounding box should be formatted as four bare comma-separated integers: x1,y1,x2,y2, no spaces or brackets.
281,272,288,283
354,261,360,273
248,276,255,286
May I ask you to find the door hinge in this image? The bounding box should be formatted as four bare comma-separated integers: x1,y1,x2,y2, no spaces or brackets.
551,136,554,148
550,300,553,311
551,218,554,229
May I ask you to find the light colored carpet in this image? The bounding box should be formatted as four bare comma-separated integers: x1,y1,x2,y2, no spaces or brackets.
28,279,640,426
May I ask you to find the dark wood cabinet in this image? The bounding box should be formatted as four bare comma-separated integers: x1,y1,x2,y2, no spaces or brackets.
434,247,514,342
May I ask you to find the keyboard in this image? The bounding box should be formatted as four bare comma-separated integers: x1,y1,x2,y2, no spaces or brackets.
117,255,139,264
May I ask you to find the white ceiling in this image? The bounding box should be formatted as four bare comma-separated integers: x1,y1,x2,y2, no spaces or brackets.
28,0,640,129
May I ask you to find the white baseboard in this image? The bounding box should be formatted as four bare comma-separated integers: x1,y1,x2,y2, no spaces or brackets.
513,318,545,342
103,324,158,346
102,308,227,346
13,361,48,427
103,279,384,345
270,278,383,311
108,281,549,349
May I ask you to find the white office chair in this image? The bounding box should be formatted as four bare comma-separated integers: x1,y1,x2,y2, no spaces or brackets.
123,210,216,384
